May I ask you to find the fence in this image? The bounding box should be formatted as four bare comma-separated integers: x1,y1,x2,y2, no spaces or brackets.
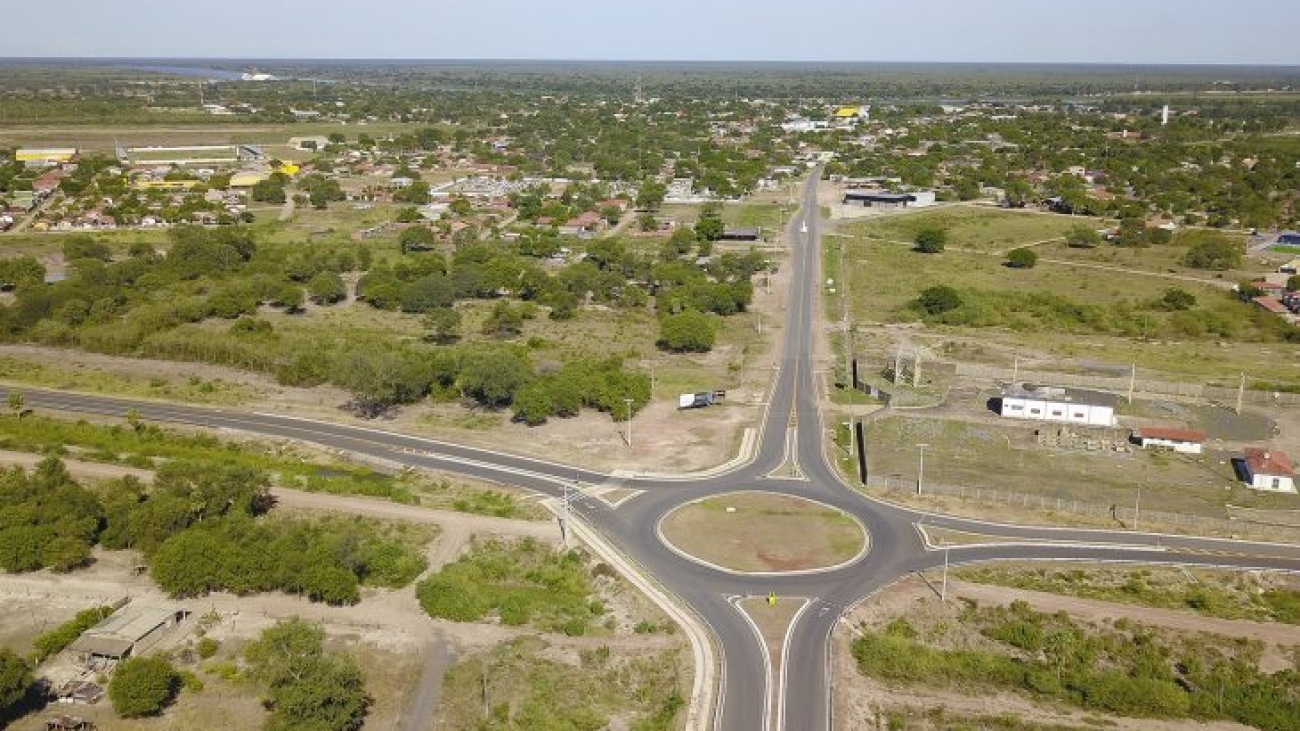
866,474,1300,543
954,363,1300,407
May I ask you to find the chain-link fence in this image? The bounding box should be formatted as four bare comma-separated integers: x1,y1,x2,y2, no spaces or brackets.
867,474,1300,543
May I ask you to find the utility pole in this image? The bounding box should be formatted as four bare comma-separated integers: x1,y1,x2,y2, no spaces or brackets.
941,548,949,602
916,443,930,495
560,481,571,547
1236,372,1246,415
893,347,903,386
1128,364,1136,405
913,351,922,388
624,398,634,448
1134,488,1141,531
1012,355,1019,384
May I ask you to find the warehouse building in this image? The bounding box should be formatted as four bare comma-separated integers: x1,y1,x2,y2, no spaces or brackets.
999,383,1118,427
842,189,936,209
16,148,77,167
68,605,188,666
1135,426,1207,454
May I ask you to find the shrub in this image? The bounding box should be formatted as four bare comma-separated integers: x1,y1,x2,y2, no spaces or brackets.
914,227,948,253
1005,248,1037,268
32,606,114,662
915,285,962,315
109,656,180,718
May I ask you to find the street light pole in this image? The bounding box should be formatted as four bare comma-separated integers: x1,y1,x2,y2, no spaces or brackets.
624,398,634,448
916,443,930,495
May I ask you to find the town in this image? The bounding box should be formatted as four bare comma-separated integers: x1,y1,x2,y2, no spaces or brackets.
0,17,1299,731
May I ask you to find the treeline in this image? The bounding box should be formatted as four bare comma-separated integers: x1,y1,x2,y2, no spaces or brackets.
853,602,1299,731
0,456,427,605
0,224,764,420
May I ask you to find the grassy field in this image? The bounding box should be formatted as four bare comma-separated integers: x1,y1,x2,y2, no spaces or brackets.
659,492,865,572
839,218,1300,384
850,601,1299,731
0,354,252,405
437,637,686,731
955,563,1300,624
0,412,545,518
843,206,1098,253
862,415,1258,518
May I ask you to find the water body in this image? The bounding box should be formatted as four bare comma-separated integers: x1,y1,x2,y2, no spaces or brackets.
126,64,246,81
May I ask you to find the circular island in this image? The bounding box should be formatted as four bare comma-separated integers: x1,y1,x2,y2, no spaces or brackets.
659,492,867,574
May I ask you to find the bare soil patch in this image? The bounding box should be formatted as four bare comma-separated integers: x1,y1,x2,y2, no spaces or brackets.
660,492,865,573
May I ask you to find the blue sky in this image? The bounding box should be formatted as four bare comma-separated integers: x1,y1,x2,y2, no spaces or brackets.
5,0,1299,64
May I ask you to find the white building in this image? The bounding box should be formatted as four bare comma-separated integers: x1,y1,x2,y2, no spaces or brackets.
999,383,1117,427
1242,448,1296,493
1135,427,1206,455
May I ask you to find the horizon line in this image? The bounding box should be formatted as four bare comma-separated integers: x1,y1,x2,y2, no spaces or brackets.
1,56,1298,69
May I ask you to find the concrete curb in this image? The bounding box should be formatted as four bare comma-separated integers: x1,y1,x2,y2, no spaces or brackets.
563,511,717,731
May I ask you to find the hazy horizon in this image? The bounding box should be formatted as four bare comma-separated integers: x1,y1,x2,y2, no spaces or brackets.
4,0,1299,65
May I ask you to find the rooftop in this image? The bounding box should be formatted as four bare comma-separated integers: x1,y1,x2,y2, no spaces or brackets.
68,605,184,658
1002,382,1119,409
1244,448,1294,477
1137,426,1207,443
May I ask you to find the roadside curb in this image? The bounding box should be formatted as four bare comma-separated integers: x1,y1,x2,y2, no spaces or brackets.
561,509,718,731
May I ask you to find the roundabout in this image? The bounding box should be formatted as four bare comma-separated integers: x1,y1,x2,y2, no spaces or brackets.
659,491,868,574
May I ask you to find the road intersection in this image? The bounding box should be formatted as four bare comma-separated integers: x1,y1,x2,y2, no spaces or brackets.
13,170,1300,730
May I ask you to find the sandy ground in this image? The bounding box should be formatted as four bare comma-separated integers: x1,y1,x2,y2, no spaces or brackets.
0,476,681,731
832,574,1297,731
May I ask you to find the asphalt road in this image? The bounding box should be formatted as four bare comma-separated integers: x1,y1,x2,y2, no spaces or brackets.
11,170,1300,730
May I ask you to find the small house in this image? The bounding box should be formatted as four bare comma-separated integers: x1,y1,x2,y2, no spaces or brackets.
1241,448,1296,493
1135,427,1207,455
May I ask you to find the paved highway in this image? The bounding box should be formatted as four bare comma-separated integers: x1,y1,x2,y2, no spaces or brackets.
12,170,1300,730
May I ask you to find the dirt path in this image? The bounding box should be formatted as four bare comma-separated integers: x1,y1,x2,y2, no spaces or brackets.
272,488,559,540
400,637,455,731
0,449,155,482
833,574,1290,731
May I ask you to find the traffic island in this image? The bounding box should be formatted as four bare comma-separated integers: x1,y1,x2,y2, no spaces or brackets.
659,492,867,573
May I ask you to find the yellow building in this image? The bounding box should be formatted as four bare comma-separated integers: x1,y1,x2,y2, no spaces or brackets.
229,171,270,188
278,163,301,177
16,148,77,165
833,106,864,119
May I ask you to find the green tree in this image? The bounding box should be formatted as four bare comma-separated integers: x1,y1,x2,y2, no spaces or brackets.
109,656,180,718
914,227,948,253
251,179,287,204
7,392,22,416
307,272,347,305
399,274,455,313
0,650,32,719
246,620,367,731
1182,235,1242,270
915,285,962,315
1287,275,1300,293
1005,248,1038,268
272,284,305,313
457,348,532,407
398,226,436,254
694,204,724,242
481,301,525,338
422,308,462,343
657,310,716,353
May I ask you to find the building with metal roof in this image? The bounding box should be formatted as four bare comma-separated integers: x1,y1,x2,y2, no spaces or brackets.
999,383,1118,427
68,605,188,665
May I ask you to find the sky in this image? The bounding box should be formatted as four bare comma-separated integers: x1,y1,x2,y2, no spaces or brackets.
5,0,1299,65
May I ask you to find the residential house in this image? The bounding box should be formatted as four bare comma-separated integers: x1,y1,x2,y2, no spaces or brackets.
1241,448,1296,493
